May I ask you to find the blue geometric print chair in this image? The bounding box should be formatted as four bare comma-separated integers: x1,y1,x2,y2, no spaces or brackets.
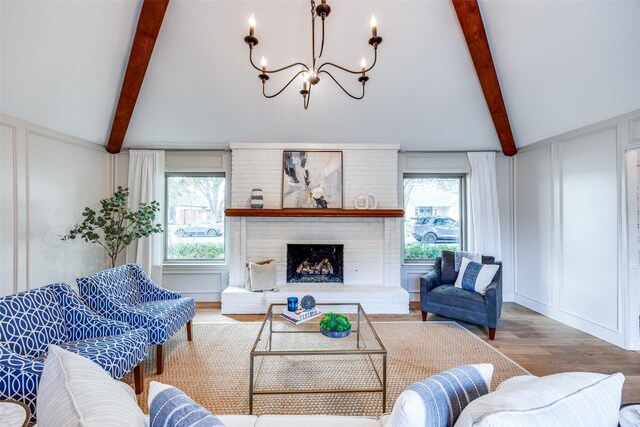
0,283,148,423
420,251,502,340
77,263,195,375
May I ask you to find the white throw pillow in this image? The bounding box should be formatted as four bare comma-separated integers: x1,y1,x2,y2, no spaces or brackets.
37,344,146,427
454,258,499,295
249,260,277,291
454,371,624,427
384,364,493,427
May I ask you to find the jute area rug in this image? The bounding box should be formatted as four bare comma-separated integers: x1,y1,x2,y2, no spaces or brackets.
126,321,528,417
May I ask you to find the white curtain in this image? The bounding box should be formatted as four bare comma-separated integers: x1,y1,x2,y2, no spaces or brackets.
127,150,165,283
467,152,502,259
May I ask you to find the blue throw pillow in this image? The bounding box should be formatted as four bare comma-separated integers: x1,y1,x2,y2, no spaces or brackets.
149,381,226,427
385,364,493,427
454,257,500,295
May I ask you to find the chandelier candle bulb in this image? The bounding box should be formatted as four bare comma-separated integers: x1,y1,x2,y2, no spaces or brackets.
361,58,366,74
261,56,267,72
249,14,256,36
370,15,377,37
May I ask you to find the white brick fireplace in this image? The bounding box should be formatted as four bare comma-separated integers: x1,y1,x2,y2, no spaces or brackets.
221,143,409,314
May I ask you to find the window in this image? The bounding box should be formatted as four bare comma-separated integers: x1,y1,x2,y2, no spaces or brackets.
165,173,225,261
404,175,465,261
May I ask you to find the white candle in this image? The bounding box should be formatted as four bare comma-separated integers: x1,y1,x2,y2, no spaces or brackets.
370,15,377,37
249,14,256,36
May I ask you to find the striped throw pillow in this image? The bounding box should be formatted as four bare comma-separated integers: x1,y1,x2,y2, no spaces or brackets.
454,258,499,295
455,372,624,427
149,381,226,427
385,364,493,427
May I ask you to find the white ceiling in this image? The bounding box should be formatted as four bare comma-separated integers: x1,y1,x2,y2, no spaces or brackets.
1,0,639,151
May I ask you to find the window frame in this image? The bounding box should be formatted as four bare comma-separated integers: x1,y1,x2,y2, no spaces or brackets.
402,173,467,263
164,172,226,264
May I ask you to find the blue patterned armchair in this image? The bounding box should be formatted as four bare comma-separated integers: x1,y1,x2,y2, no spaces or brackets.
0,283,148,423
77,263,195,374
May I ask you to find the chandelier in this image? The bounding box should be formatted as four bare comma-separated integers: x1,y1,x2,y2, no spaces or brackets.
243,0,383,110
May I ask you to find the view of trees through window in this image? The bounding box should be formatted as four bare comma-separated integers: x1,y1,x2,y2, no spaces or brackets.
404,176,463,260
166,174,225,260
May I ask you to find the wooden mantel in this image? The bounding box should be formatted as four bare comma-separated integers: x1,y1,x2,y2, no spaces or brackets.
224,208,404,218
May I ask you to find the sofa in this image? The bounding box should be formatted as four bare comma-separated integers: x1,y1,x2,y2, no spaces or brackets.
77,263,195,374
34,345,628,427
0,283,148,423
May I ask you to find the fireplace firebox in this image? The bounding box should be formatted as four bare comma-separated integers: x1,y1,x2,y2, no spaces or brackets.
286,244,344,283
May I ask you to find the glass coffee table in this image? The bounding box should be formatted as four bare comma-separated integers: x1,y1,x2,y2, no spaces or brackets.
250,303,387,414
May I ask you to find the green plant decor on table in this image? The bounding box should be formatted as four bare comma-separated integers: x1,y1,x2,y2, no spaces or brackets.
319,312,352,338
60,186,163,268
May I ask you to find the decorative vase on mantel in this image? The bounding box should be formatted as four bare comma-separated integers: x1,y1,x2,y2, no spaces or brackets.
251,188,264,209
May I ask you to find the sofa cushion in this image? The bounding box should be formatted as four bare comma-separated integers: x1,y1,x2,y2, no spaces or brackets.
37,344,146,427
385,364,493,427
427,285,487,311
136,297,195,344
440,251,458,285
454,258,499,295
55,328,148,379
217,416,259,427
255,415,382,427
149,381,226,427
455,371,624,427
93,266,142,306
0,286,68,358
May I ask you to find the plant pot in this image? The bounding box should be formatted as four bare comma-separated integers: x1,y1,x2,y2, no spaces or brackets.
320,326,351,338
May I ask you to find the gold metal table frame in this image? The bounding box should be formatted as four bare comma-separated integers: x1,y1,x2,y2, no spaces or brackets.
249,303,387,414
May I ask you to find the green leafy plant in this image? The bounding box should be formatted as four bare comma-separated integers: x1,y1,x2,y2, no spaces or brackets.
61,186,163,268
320,312,352,332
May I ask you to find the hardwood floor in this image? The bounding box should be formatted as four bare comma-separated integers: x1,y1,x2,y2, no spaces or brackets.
194,301,640,403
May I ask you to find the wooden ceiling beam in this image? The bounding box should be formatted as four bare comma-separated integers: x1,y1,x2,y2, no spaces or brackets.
452,0,517,156
106,0,169,154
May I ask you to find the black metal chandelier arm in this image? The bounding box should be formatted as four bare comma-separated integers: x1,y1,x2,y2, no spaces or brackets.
262,70,307,99
317,47,378,74
249,48,309,74
318,70,365,100
303,86,312,110
318,18,326,59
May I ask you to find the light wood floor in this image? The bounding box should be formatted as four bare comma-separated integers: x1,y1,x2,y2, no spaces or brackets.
194,301,640,404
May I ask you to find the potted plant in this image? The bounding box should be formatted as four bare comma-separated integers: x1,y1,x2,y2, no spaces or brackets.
319,312,352,338
60,186,163,268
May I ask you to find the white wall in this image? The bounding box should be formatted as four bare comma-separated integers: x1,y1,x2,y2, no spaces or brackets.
0,114,113,296
398,152,515,302
514,108,640,349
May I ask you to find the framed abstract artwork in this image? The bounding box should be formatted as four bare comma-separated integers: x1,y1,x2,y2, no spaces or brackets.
282,151,343,209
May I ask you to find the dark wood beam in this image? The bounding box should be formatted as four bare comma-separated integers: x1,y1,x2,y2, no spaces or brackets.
106,0,169,154
452,0,517,156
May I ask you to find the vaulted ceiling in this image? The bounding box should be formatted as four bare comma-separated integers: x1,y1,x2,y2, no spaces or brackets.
1,0,639,151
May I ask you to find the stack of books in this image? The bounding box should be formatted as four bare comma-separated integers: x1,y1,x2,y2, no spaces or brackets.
281,306,321,325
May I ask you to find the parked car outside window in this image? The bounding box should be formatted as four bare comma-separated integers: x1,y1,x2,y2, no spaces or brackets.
409,216,460,244
175,220,223,237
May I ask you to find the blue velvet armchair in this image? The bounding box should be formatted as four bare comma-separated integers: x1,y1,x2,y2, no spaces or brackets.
0,283,148,423
77,263,195,374
420,251,502,340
